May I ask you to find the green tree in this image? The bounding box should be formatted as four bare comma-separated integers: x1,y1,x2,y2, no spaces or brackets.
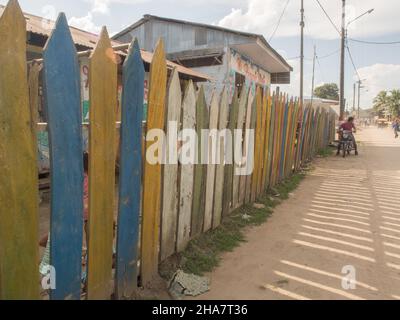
373,91,389,117
314,83,339,100
388,89,400,117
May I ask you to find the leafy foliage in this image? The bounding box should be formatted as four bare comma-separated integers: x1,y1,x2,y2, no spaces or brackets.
373,90,400,117
314,83,339,100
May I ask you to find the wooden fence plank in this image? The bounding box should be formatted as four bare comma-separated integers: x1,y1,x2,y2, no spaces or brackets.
250,87,262,201
0,0,39,299
257,89,267,196
244,90,255,203
261,89,271,192
87,27,117,300
204,91,219,232
141,39,167,286
177,81,196,251
223,90,239,216
191,86,209,237
280,98,289,180
115,39,144,299
233,87,248,208
160,68,181,261
213,88,228,228
267,92,276,188
43,13,84,300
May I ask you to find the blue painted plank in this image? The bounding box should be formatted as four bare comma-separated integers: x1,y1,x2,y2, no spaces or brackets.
115,39,145,299
43,13,84,300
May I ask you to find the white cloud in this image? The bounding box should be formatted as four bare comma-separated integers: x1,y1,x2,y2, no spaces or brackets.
69,0,148,33
355,64,400,108
218,0,400,40
69,13,101,34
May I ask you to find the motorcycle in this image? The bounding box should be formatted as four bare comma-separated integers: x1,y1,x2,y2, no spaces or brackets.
339,130,355,158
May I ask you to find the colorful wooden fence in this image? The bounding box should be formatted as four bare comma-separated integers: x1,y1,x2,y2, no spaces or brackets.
0,0,336,300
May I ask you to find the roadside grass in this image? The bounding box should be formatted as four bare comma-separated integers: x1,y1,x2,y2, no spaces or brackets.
159,171,307,279
317,146,335,158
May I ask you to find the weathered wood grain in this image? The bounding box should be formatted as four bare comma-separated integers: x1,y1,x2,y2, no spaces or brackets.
160,68,181,261
141,39,167,286
87,27,117,300
233,87,248,208
115,39,144,299
267,92,276,189
43,13,84,300
222,90,239,216
250,87,262,202
245,91,256,203
0,0,39,299
203,91,219,232
191,86,209,237
262,90,272,191
177,81,196,252
213,88,228,228
257,89,267,196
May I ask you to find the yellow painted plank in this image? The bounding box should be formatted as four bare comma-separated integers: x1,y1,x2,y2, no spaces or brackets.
141,39,167,286
87,27,117,300
250,87,262,202
0,0,39,299
257,89,267,195
262,89,271,191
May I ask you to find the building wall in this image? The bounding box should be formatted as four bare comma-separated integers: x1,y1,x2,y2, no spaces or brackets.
190,48,271,103
116,20,272,103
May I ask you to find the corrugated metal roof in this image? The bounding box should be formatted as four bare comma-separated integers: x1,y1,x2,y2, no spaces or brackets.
0,4,120,48
0,5,211,81
112,14,292,71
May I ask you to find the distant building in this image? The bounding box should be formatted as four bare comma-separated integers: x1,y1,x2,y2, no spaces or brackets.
113,15,292,100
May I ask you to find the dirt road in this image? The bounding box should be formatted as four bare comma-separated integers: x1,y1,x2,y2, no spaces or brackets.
195,126,400,300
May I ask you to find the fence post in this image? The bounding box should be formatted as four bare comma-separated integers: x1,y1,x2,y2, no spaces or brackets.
43,12,84,300
213,88,229,228
191,86,209,237
141,39,167,286
177,81,196,252
87,27,117,300
0,0,39,299
204,91,220,232
115,39,144,299
160,68,181,261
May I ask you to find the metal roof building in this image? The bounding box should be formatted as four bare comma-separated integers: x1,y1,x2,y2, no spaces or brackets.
113,14,292,99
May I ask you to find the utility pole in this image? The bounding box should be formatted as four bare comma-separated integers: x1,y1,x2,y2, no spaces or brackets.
353,82,356,113
357,80,361,118
311,45,316,106
339,0,346,121
300,0,304,107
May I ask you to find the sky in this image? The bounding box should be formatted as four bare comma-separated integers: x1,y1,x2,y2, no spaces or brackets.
1,0,399,109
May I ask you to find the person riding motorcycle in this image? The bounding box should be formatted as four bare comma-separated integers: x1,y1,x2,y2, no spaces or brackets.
336,117,358,156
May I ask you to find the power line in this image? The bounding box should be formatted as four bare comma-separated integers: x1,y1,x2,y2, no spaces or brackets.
318,48,340,59
269,0,291,42
348,38,400,45
346,44,361,81
286,48,339,61
315,0,341,36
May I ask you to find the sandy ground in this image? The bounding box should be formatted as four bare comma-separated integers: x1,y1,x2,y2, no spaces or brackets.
193,126,400,300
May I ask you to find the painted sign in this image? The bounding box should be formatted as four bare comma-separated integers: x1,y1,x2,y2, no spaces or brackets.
228,49,271,100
